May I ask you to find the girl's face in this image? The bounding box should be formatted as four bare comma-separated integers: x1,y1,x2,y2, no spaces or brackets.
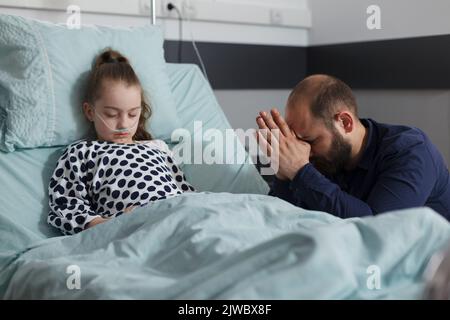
84,80,142,144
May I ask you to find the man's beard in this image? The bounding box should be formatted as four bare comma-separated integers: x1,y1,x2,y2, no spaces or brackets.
310,130,352,176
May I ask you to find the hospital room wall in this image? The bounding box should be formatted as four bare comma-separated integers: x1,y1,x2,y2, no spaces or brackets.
216,0,450,166
305,0,450,165
308,0,450,45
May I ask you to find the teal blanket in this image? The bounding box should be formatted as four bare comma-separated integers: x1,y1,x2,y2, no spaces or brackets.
1,192,449,299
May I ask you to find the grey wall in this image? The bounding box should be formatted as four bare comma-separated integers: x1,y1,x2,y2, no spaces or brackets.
214,90,291,130
355,90,450,165
303,0,450,165
309,0,450,45
215,0,450,166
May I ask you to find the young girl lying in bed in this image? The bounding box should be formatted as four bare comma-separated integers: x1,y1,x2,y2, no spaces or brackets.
47,49,195,235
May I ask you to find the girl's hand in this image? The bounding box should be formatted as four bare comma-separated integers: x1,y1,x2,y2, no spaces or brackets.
86,206,137,229
124,205,137,213
86,217,110,229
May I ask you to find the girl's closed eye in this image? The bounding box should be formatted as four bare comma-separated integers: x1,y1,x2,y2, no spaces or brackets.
104,112,138,118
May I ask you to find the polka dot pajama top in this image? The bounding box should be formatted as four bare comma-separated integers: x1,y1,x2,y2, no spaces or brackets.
48,139,195,235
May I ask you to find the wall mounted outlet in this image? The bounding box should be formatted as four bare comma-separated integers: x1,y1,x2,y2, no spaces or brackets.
161,0,183,18
161,0,197,20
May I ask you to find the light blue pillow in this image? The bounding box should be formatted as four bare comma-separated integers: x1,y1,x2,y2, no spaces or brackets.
167,63,269,194
0,14,180,152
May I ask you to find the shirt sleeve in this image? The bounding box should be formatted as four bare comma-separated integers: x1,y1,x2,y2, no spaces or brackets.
47,144,101,235
155,140,196,193
290,164,373,218
288,140,437,218
268,177,296,203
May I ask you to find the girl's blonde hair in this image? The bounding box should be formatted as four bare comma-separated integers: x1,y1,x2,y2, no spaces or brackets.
85,48,153,141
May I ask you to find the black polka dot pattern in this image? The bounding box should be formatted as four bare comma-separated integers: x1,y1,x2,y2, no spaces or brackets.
48,139,195,235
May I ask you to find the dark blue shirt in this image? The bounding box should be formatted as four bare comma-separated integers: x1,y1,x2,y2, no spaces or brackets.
269,118,450,220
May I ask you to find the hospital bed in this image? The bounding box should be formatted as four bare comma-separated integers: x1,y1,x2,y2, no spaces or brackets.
0,13,450,299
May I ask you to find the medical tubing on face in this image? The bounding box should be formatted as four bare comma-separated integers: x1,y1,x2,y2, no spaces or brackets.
93,108,139,133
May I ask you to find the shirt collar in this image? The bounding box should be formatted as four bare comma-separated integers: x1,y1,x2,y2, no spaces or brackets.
356,118,376,170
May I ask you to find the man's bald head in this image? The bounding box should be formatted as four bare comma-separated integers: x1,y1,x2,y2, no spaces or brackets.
287,74,358,130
